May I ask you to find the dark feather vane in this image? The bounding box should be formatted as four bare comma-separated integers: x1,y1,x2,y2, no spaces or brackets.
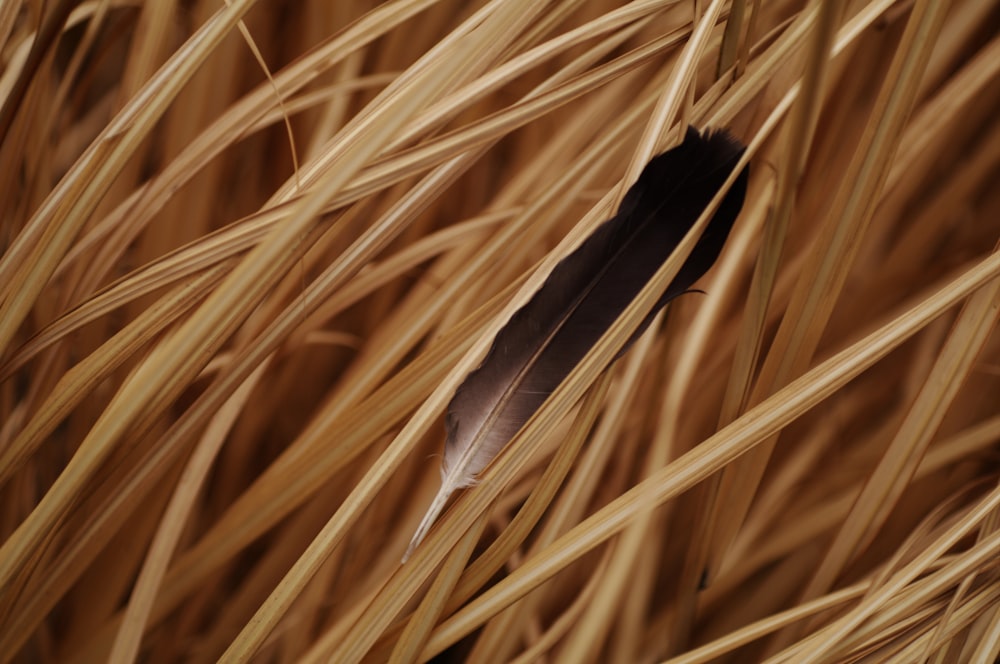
406,126,749,559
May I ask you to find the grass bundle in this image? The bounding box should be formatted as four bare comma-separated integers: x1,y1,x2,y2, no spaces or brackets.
1,0,999,661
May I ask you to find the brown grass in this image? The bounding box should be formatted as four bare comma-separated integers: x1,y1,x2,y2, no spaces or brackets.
1,0,999,661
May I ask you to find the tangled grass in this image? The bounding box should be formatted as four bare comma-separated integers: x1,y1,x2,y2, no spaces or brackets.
1,0,999,661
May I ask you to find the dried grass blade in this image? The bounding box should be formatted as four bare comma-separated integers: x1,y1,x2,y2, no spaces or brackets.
707,0,954,580
789,525,1000,663
0,265,225,485
718,0,838,429
662,581,869,664
0,0,259,353
618,0,727,191
692,0,838,598
52,0,438,287
387,514,486,664
108,361,269,663
508,550,610,664
966,597,1000,662
802,265,1000,600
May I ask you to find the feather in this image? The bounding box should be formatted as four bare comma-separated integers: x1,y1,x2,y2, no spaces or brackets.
404,126,749,560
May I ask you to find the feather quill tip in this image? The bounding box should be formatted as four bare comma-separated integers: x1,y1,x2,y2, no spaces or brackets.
402,484,454,563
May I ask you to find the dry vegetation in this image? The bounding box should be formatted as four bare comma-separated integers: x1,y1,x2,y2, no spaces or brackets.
1,0,1000,661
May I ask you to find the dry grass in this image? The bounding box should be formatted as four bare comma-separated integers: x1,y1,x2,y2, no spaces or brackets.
1,0,999,662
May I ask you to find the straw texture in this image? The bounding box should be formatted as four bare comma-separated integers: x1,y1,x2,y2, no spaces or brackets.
1,1,999,662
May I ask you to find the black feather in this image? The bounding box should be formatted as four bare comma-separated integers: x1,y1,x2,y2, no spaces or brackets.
444,126,748,478
406,126,748,559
